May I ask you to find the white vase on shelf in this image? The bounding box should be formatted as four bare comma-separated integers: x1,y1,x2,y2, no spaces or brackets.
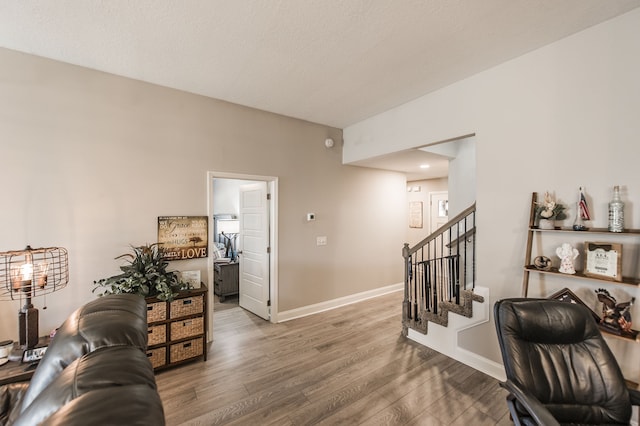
538,219,555,230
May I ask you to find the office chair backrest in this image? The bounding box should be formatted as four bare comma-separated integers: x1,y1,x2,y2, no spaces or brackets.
494,298,631,424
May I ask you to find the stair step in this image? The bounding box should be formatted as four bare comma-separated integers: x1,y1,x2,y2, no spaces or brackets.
404,290,484,335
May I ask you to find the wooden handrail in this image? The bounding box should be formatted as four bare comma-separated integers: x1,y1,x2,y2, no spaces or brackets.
402,201,477,334
405,202,476,257
446,227,476,248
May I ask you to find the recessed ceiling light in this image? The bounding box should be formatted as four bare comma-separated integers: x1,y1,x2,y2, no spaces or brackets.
420,164,430,169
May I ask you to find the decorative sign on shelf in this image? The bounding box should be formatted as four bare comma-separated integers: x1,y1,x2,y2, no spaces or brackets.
158,216,208,260
584,242,622,282
180,270,201,289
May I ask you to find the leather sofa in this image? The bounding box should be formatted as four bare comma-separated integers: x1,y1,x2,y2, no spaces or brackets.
0,294,165,425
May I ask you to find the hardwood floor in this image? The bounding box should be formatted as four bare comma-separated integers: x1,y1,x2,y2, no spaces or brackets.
156,291,511,425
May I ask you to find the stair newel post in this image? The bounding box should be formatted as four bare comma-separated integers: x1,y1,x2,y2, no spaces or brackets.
471,208,476,290
402,243,412,330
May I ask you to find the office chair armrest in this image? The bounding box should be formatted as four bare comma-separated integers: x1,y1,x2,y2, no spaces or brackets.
500,380,560,426
629,388,640,406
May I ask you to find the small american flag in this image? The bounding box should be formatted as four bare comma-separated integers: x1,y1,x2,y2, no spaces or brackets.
579,187,591,220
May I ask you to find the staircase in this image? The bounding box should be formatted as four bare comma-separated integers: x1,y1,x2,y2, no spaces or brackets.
402,203,483,337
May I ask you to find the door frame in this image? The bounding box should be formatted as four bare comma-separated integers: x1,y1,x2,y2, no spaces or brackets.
206,171,279,337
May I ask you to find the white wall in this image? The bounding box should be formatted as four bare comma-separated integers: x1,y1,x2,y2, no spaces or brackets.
416,136,476,217
405,178,448,247
213,178,259,216
0,48,407,342
344,8,640,382
447,137,476,216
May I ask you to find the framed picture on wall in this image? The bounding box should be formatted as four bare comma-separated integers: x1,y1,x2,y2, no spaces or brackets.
157,216,208,260
409,201,423,228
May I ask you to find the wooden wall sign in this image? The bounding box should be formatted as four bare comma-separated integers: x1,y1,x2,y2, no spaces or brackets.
158,216,208,260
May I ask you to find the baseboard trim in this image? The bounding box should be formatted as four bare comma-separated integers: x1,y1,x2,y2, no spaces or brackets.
406,286,507,382
407,327,506,382
276,283,403,323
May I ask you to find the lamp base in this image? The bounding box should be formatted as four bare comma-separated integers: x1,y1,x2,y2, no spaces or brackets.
19,305,39,349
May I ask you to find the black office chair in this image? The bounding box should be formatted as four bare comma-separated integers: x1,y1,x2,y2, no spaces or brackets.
494,298,640,426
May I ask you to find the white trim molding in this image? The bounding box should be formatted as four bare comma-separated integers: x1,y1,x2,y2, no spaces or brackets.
277,283,403,323
406,286,506,381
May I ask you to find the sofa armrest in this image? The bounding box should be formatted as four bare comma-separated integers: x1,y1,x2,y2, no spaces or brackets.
500,380,560,426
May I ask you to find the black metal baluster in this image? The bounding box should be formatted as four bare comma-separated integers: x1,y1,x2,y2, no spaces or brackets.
472,211,476,290
403,203,476,333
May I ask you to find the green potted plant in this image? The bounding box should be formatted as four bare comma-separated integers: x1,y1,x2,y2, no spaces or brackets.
93,243,186,301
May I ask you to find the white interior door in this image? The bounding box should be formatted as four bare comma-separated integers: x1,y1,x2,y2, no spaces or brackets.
238,182,270,320
430,191,449,233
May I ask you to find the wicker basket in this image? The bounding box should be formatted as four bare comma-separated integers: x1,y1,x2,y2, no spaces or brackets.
146,347,166,369
170,295,203,319
147,324,167,346
147,301,167,322
170,337,203,363
170,317,204,340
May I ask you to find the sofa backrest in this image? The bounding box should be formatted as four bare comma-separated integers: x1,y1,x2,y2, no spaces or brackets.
17,294,148,414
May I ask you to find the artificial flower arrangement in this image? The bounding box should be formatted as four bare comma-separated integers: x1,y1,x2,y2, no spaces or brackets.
535,191,567,221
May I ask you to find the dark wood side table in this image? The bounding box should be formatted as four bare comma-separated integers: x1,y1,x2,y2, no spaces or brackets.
214,262,239,302
0,337,50,385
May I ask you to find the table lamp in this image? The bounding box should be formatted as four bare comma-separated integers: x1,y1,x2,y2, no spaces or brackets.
0,246,69,351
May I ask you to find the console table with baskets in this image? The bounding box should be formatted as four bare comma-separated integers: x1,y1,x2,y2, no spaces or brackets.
145,284,207,370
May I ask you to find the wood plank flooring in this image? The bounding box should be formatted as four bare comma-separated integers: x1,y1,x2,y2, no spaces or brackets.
156,291,511,425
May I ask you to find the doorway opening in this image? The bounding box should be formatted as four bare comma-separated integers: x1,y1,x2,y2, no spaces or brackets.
206,172,279,339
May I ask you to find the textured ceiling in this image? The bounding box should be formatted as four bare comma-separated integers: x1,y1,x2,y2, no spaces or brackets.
1,0,639,131
2,1,639,180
